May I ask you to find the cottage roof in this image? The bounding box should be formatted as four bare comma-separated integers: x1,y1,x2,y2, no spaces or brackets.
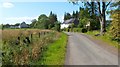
21,22,26,24
62,18,79,25
63,18,75,24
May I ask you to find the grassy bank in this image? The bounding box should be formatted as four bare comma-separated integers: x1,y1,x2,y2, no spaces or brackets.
2,29,58,65
86,31,119,48
37,32,68,65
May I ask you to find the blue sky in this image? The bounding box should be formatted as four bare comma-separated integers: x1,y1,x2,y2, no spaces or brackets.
0,2,84,24
0,1,112,25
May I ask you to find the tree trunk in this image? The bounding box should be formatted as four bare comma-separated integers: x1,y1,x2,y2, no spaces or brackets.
100,17,104,35
101,2,106,35
98,2,106,35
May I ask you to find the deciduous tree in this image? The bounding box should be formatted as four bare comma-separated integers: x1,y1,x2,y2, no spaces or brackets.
109,1,120,40
49,11,58,28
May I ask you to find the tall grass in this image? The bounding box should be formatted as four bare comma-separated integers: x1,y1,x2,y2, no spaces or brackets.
37,32,68,65
86,30,119,48
2,29,58,65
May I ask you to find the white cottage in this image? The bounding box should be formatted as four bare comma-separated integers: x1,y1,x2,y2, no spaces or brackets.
61,18,79,29
61,23,71,29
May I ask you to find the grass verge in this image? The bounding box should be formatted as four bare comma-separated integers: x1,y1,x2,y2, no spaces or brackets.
37,32,68,65
86,31,119,48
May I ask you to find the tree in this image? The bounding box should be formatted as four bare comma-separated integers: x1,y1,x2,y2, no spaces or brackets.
71,10,79,19
110,10,120,40
15,23,20,26
84,2,97,16
30,19,37,28
97,1,111,35
30,12,58,30
64,12,71,20
79,8,90,28
72,11,76,18
70,0,111,35
75,11,79,19
3,24,10,28
109,1,120,40
35,14,50,29
83,1,110,34
48,11,58,29
54,21,61,32
90,18,100,30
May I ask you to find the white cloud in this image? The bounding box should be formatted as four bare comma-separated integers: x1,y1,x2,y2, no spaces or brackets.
6,16,37,21
2,2,14,8
4,16,38,24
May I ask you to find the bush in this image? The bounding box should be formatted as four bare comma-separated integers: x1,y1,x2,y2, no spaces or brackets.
110,10,120,40
53,23,60,32
2,29,57,65
73,28,81,32
81,28,87,33
64,28,69,32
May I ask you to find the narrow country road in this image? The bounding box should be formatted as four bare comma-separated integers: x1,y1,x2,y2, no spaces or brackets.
65,32,118,65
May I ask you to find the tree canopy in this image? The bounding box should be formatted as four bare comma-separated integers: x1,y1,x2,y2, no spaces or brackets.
30,11,59,31
69,0,112,35
64,12,71,20
109,1,120,40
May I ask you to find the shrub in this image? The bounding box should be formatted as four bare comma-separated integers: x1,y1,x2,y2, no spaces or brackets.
81,28,87,33
2,29,58,65
110,10,120,40
73,28,81,32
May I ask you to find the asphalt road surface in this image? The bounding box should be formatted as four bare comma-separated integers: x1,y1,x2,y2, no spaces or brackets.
65,32,118,65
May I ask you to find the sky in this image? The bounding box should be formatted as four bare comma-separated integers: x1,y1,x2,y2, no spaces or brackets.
0,1,84,24
0,0,113,25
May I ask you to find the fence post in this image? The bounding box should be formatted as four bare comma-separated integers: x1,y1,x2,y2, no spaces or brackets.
44,32,45,35
26,37,30,43
15,36,20,45
39,32,40,38
31,34,33,42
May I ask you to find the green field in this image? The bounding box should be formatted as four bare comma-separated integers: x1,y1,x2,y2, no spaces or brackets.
86,31,119,48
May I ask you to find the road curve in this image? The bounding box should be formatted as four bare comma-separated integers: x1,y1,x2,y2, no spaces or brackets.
65,32,118,65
